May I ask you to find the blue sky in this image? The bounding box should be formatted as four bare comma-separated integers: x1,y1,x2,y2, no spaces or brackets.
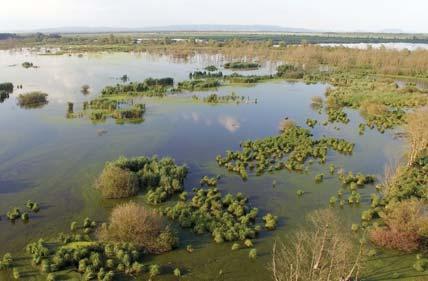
1,0,426,33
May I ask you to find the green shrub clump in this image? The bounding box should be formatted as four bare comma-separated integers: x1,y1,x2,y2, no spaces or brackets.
101,77,174,97
177,79,221,91
163,188,262,243
216,126,354,179
224,62,260,70
96,156,187,204
276,64,304,79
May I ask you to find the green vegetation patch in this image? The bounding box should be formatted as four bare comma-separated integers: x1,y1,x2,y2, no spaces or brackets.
192,92,249,104
224,62,260,70
68,98,145,124
0,82,13,93
101,77,174,97
17,91,48,108
96,156,188,204
177,79,221,91
216,125,354,179
163,187,261,243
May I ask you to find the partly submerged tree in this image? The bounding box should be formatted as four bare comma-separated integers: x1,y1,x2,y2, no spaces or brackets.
271,209,364,281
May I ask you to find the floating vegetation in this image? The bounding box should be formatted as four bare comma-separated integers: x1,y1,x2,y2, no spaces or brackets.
22,61,37,68
0,82,13,103
204,65,218,72
5,200,40,222
0,253,13,270
189,70,223,79
315,173,324,183
177,79,221,91
0,90,9,103
200,176,218,187
248,248,257,259
0,82,13,93
216,126,354,179
337,170,376,187
326,108,350,124
69,98,145,124
306,118,317,128
163,188,262,243
223,73,274,84
81,84,90,95
6,207,22,221
231,243,240,251
224,62,260,70
276,64,304,79
192,92,251,104
96,156,188,204
120,74,129,83
101,77,174,97
17,91,48,108
26,200,40,212
358,123,366,135
173,267,181,277
296,189,305,197
263,213,278,230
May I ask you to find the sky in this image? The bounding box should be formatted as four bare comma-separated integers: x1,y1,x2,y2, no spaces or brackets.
0,0,427,33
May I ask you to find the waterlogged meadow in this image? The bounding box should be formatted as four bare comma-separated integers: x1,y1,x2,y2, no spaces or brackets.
0,50,424,280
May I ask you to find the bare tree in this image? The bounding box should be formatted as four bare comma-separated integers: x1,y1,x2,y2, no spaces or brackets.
271,209,364,281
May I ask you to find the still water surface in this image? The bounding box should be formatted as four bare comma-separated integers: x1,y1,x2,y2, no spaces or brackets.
0,51,408,280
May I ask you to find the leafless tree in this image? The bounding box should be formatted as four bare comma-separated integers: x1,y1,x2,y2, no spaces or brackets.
271,209,364,281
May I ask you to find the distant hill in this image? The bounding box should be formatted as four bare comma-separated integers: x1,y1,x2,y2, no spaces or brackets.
27,25,315,34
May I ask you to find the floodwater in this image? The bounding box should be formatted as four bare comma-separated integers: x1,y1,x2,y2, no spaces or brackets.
0,51,415,280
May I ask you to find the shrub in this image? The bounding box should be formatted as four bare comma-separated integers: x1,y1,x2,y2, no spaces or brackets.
96,165,139,199
22,61,34,68
97,202,177,254
81,84,90,95
249,249,257,259
0,82,13,93
263,213,278,230
149,264,160,277
163,188,261,243
17,92,48,108
369,199,428,252
96,156,187,203
224,62,260,70
173,267,181,277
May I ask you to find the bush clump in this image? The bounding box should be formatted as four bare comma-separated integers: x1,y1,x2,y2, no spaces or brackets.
224,62,260,70
96,165,139,199
370,199,428,252
216,125,354,179
97,202,177,253
0,82,13,93
163,188,263,243
96,156,187,203
17,92,48,108
101,77,174,97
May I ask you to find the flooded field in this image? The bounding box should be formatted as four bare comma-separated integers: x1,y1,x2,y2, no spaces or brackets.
0,51,414,280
